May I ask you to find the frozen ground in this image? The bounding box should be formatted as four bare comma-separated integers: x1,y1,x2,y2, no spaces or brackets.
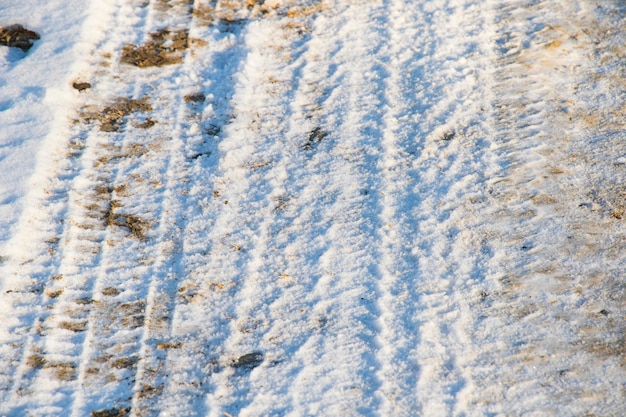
0,0,624,416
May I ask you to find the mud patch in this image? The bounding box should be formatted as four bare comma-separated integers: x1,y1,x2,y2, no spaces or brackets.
82,97,152,132
0,24,40,52
121,28,189,68
104,199,149,240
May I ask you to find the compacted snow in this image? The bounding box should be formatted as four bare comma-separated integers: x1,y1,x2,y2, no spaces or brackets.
0,1,624,416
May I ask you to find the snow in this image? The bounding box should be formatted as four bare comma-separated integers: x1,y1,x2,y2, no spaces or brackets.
0,0,624,416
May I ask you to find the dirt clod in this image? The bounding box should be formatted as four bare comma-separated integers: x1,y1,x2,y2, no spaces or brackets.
72,82,92,92
0,24,40,52
184,93,205,103
46,362,76,381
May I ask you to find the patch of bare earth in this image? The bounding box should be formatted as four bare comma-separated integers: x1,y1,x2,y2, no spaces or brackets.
0,24,40,51
81,97,152,132
120,28,189,68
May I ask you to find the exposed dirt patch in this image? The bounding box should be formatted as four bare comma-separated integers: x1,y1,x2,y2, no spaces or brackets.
59,320,88,332
531,194,558,205
137,384,163,399
135,117,157,129
303,127,327,150
193,0,325,26
75,296,93,305
285,2,326,19
104,200,149,240
101,287,120,296
91,408,130,417
45,288,63,299
0,24,40,52
82,97,152,132
155,0,194,13
46,362,77,381
122,314,145,329
118,300,146,328
121,28,189,68
111,356,138,369
26,354,46,369
156,341,182,350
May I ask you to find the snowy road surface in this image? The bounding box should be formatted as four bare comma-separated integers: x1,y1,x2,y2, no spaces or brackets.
0,0,624,416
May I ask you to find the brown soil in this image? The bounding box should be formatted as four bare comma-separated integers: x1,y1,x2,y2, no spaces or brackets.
0,24,40,52
120,28,189,68
82,97,152,132
26,354,46,369
104,199,149,240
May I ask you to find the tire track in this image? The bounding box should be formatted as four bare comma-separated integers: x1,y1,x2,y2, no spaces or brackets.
141,3,328,416
472,1,626,415
127,2,254,416
0,0,200,414
70,1,202,415
0,0,128,412
373,0,431,413
196,4,370,415
248,1,392,413
372,0,500,415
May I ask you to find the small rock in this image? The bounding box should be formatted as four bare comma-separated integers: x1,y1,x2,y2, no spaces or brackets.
232,352,263,369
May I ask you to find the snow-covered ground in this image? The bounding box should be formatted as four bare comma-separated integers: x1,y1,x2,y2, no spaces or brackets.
0,0,624,416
